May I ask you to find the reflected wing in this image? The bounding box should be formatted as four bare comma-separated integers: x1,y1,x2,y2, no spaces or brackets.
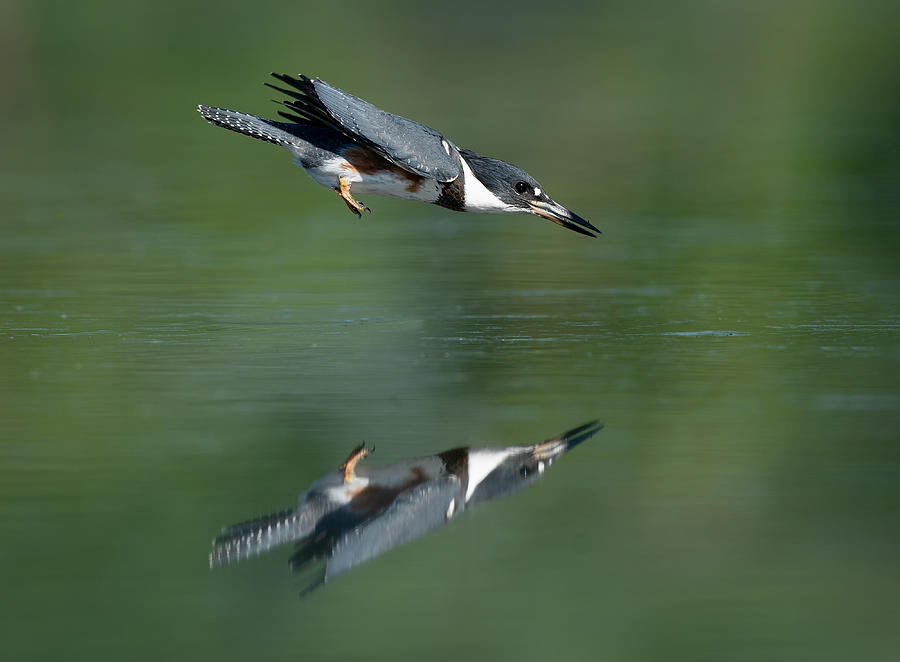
325,476,461,581
288,476,461,594
267,73,460,182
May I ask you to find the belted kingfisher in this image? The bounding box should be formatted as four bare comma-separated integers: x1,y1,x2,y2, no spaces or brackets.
198,74,599,237
210,420,602,594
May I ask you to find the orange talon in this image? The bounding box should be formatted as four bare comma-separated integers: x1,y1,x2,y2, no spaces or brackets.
338,442,372,483
335,176,371,217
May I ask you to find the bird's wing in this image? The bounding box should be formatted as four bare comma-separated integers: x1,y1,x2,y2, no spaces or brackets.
324,476,462,583
267,73,461,182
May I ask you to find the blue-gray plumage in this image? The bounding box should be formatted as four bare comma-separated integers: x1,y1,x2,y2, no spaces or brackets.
198,73,600,237
209,421,602,595
288,75,461,182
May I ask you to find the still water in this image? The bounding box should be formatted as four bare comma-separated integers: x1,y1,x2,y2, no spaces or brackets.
4,198,898,661
2,2,899,661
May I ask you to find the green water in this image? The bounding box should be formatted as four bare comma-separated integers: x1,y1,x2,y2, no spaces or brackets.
2,1,899,660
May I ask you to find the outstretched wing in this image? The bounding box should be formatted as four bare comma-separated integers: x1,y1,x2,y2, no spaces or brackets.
325,476,461,582
267,73,460,182
288,476,462,595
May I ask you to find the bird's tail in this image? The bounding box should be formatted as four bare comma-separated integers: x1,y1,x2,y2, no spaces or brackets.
209,507,314,568
197,105,302,149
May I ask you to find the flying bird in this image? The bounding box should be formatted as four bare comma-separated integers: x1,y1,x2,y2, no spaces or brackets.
210,420,602,594
198,74,599,237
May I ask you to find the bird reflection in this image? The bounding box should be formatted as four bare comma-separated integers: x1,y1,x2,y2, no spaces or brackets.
210,420,602,594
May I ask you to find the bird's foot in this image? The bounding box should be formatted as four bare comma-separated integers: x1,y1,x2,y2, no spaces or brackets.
335,177,371,217
339,442,373,483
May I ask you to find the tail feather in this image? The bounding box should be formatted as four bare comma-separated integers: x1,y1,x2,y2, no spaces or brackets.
197,105,302,148
209,507,317,568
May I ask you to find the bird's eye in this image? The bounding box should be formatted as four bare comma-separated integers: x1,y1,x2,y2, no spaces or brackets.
519,466,529,478
515,181,530,195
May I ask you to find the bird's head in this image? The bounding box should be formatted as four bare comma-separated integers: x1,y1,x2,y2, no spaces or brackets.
459,150,600,237
465,420,603,506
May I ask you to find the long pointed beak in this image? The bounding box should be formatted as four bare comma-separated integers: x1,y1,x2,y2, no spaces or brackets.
528,199,600,237
533,420,604,461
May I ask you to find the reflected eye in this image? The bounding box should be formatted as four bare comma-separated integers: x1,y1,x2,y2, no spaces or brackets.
515,181,530,195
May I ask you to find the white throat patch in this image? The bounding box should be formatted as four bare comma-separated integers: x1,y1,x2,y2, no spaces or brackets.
458,155,516,213
466,447,517,502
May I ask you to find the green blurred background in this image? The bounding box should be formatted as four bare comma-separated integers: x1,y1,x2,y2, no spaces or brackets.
2,0,899,660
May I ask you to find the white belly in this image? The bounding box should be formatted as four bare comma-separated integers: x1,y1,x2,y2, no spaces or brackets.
322,475,370,505
299,156,441,203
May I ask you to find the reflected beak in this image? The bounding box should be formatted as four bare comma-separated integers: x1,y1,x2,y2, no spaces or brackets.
533,420,604,460
528,199,600,237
